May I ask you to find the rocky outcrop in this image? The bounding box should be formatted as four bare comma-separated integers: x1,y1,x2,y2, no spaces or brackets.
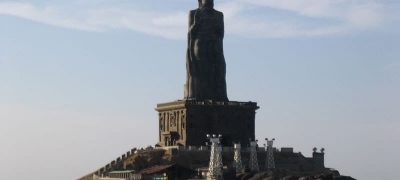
237,169,356,180
79,147,355,180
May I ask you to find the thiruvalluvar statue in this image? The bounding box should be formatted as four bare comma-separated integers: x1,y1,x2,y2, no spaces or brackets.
184,0,229,101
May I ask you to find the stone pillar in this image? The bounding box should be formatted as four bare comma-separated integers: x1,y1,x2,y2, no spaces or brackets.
313,147,325,169
248,140,259,172
233,143,244,174
207,135,223,180
265,138,276,170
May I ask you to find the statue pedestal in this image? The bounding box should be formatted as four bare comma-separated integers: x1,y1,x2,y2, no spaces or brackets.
156,100,259,147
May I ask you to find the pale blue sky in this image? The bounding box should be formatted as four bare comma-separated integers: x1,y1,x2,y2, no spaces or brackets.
0,0,399,180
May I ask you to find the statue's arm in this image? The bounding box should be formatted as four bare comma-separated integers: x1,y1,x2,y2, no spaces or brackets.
187,11,195,54
187,10,196,74
188,11,194,32
189,10,199,35
218,12,225,39
187,11,194,47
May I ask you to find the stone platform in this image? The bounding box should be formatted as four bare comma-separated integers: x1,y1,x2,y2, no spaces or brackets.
156,100,259,147
79,146,348,180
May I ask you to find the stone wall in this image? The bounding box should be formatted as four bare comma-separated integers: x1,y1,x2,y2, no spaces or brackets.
79,145,325,180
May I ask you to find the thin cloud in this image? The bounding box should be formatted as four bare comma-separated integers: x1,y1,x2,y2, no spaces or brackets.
226,17,350,38
0,2,187,39
0,2,101,31
221,0,386,37
238,0,385,26
85,8,187,39
0,1,392,39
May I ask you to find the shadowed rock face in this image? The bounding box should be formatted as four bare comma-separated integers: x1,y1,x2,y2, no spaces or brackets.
185,0,228,101
79,147,355,180
238,169,356,180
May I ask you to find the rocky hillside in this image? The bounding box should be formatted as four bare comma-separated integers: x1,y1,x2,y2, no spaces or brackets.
238,169,356,180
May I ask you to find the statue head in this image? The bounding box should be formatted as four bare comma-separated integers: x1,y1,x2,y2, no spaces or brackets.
198,0,214,9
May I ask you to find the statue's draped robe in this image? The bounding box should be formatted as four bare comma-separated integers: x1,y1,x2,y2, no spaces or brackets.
185,8,228,101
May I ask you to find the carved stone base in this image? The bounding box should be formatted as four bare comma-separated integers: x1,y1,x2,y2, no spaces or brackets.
156,100,259,147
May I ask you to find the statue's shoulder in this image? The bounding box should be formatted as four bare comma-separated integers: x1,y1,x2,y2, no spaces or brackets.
214,9,224,17
189,9,198,15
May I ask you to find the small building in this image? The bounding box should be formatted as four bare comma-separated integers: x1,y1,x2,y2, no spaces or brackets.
108,170,136,179
92,170,140,180
139,164,195,180
281,147,294,153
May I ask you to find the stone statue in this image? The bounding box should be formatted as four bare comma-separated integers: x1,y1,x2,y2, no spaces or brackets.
184,0,228,101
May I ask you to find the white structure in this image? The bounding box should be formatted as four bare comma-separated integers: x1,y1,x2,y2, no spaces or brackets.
248,140,259,172
207,134,224,180
265,138,276,170
233,143,244,173
92,170,140,180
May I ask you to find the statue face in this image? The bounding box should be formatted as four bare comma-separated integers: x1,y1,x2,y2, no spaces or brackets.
200,0,214,8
